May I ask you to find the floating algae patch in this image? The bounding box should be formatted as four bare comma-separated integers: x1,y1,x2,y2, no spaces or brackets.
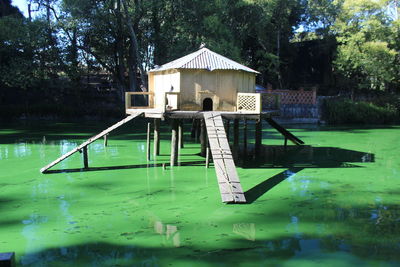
0,121,400,266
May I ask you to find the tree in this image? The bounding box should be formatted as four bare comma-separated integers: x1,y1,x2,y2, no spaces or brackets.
333,0,399,91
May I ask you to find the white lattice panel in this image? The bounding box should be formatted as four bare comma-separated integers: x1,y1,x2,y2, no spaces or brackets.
237,93,261,113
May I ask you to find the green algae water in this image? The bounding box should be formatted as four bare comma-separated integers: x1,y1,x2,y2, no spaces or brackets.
1,120,399,266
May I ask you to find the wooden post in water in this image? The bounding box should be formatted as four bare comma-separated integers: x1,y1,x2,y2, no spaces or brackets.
200,119,207,157
83,146,89,169
170,119,179,167
103,134,108,147
284,137,288,148
178,121,184,149
233,119,239,154
243,119,248,155
190,119,196,139
196,119,201,142
146,122,151,161
255,119,262,155
205,145,210,168
154,118,160,156
225,119,230,143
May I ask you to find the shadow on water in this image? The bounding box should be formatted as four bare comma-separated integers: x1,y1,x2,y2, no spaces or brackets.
240,145,374,203
244,168,304,204
44,144,375,205
17,225,400,266
44,161,207,174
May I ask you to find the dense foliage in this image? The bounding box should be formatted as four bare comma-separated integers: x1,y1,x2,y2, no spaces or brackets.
0,0,399,119
323,97,399,124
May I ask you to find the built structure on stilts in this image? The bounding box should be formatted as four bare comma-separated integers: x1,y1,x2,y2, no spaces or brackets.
40,47,304,204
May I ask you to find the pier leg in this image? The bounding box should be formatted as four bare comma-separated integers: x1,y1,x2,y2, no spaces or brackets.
200,119,207,157
178,121,184,149
83,146,89,169
284,137,288,148
205,145,210,168
243,119,248,154
103,134,108,147
190,119,196,138
146,122,151,161
196,119,201,142
154,119,160,156
225,119,230,143
233,119,239,156
255,119,262,155
170,120,179,167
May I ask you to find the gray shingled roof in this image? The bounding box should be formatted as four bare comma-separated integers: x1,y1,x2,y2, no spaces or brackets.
149,47,259,74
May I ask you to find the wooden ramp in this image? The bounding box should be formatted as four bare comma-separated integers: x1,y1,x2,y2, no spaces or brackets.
40,112,143,173
265,117,304,145
203,112,246,203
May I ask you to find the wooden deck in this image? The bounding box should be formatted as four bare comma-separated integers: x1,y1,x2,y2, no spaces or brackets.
40,112,143,173
203,112,246,203
126,108,279,120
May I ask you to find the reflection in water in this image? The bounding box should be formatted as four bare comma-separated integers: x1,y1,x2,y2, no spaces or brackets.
233,223,256,241
0,146,9,159
153,220,181,248
14,142,32,158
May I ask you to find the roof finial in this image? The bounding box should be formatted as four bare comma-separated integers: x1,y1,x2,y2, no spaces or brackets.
199,42,206,49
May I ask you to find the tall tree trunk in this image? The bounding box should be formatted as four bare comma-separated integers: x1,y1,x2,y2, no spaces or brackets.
115,0,128,100
277,28,283,89
121,0,146,91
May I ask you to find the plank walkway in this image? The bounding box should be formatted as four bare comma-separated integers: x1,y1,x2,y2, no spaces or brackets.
40,112,143,173
203,112,246,203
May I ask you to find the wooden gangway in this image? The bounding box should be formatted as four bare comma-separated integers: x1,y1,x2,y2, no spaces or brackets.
265,117,304,145
40,112,143,173
203,112,246,203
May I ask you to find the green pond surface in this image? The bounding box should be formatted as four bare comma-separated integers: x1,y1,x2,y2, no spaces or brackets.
0,119,399,266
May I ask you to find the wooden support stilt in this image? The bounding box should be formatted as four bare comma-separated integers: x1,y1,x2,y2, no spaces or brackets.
190,119,196,138
154,118,160,156
146,122,151,161
205,146,210,168
103,134,108,147
225,119,230,142
284,137,288,147
233,119,239,154
83,146,89,169
255,119,262,155
170,120,179,167
200,119,207,156
243,119,248,153
178,121,184,149
196,119,201,142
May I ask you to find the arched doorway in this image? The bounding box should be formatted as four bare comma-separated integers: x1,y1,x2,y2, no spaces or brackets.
202,98,213,111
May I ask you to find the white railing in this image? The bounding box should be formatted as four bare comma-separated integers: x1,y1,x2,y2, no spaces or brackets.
125,92,154,109
236,93,261,113
164,92,180,111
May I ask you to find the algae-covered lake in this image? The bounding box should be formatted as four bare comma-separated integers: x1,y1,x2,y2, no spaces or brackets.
0,120,399,266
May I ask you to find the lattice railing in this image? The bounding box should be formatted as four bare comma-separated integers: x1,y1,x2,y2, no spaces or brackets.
261,94,280,110
237,93,261,113
268,89,317,105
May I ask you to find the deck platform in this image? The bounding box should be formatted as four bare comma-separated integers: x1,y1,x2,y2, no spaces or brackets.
126,108,279,120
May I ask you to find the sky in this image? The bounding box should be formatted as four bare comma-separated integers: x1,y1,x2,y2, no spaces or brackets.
12,0,29,17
